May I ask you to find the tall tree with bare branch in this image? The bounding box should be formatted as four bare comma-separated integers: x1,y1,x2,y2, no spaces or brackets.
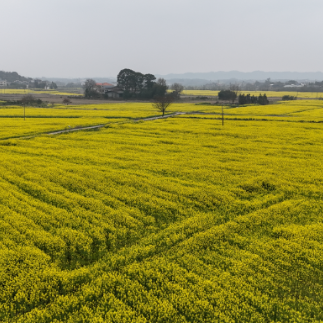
152,95,175,116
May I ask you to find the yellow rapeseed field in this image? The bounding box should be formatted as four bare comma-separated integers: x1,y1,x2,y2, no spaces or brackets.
0,89,82,96
182,89,323,99
0,100,323,322
1,99,323,138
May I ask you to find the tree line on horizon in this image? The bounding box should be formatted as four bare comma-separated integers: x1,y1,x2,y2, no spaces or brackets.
238,93,269,105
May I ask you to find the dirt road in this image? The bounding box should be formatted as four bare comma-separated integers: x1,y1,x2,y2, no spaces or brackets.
46,113,184,135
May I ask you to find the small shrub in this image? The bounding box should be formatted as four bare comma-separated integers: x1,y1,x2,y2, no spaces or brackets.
282,95,297,101
195,96,209,100
195,102,212,105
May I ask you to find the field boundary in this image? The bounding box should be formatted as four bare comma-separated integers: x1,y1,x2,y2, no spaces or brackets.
1,111,322,141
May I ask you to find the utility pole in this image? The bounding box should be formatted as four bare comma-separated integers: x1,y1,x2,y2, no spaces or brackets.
24,103,25,121
222,105,224,126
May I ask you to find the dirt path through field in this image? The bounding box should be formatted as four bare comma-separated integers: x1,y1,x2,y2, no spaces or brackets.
46,112,186,135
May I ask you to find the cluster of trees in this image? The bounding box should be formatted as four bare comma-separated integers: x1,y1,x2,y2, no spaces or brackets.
83,70,169,99
3,80,58,90
117,69,185,114
0,71,58,90
238,94,258,104
19,95,69,107
257,94,269,105
218,90,238,102
282,95,297,101
21,94,42,106
117,68,168,99
83,69,184,106
7,82,29,89
0,71,31,83
239,93,269,105
218,90,269,105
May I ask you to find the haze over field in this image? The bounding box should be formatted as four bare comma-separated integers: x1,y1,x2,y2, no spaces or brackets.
1,0,323,78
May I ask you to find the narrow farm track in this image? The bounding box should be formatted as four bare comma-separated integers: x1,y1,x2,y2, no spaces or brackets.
47,124,107,135
46,112,186,135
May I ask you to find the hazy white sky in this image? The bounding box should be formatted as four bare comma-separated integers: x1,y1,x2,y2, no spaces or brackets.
1,0,322,78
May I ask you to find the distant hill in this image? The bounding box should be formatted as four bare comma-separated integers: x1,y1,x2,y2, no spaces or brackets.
157,71,323,82
39,77,116,86
0,71,32,82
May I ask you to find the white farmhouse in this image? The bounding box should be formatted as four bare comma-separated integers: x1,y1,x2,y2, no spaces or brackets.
284,83,304,88
0,79,7,87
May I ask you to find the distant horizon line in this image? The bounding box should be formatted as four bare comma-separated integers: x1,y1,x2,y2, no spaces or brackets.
34,70,323,78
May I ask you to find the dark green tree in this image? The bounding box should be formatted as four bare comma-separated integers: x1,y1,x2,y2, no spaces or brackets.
50,82,58,89
135,72,144,93
144,74,156,89
117,69,167,99
117,69,137,92
239,93,258,105
218,90,237,103
34,79,47,89
83,79,98,98
257,94,269,105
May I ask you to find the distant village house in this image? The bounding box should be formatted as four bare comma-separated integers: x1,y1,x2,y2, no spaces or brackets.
284,83,305,88
96,82,124,98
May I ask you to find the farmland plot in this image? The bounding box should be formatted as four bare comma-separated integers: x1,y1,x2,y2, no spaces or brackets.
182,89,323,99
0,102,323,322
